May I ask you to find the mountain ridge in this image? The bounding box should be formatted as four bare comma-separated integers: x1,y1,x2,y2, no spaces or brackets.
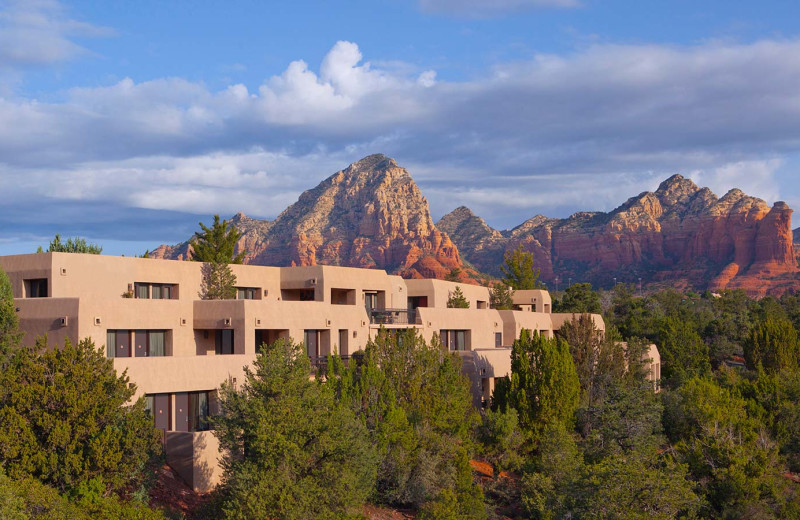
438,175,798,296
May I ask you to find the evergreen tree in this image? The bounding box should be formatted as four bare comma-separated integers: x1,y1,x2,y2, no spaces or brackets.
500,245,542,290
193,215,244,300
489,283,513,310
553,282,601,314
0,338,161,494
38,234,102,254
446,286,470,308
493,329,579,437
0,267,21,364
212,339,376,519
744,316,799,372
329,330,485,517
444,268,463,282
657,316,710,387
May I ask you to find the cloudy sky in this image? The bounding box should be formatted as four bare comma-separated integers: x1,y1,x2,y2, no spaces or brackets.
1,0,800,255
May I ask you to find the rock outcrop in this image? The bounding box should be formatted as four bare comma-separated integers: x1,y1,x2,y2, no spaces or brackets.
438,175,798,297
152,154,464,279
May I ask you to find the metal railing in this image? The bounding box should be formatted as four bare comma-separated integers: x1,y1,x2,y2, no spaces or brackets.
368,308,420,325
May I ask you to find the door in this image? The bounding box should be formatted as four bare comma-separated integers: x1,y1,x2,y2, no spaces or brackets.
174,392,189,432
153,394,171,431
339,329,348,356
134,331,148,357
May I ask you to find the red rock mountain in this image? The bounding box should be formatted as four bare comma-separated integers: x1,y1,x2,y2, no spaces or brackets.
438,175,799,297
152,154,463,279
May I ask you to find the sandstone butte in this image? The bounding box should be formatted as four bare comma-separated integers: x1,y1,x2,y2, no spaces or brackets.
151,154,466,280
438,174,799,297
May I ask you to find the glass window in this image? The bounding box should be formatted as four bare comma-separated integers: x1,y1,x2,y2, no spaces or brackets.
188,391,210,432
495,332,502,348
135,283,149,299
216,330,234,355
305,330,319,358
106,330,131,358
440,330,468,351
24,279,48,298
149,331,166,357
364,292,378,312
237,287,257,300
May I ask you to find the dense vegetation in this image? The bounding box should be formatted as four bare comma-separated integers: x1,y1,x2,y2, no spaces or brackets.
0,268,168,519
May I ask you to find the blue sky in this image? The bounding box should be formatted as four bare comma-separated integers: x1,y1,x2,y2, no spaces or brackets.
1,0,800,255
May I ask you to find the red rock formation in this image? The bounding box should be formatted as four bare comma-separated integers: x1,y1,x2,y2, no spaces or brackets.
152,155,468,280
439,175,799,296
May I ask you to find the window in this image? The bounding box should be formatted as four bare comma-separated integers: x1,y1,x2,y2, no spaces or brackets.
305,329,320,358
237,287,258,300
215,330,234,355
364,292,378,312
133,330,168,357
440,330,468,351
477,300,488,309
188,391,211,432
106,330,131,358
495,332,502,347
134,282,175,299
24,278,47,298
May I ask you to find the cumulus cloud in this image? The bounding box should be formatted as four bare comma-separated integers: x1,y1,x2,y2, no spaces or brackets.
2,38,800,239
417,0,579,17
0,0,114,69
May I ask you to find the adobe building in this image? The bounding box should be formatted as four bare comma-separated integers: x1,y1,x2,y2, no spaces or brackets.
0,253,660,491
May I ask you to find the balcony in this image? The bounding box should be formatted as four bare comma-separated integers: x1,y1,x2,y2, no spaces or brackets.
368,308,420,325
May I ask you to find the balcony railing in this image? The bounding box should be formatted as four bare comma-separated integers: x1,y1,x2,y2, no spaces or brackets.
368,308,420,325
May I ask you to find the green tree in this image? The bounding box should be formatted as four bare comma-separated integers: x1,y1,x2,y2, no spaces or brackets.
553,283,601,314
500,245,542,290
446,286,470,308
329,330,485,517
657,316,710,387
489,283,513,310
444,268,463,282
192,215,244,300
0,267,22,364
744,316,799,372
38,234,102,254
493,329,579,437
664,377,800,518
212,339,376,519
0,338,161,495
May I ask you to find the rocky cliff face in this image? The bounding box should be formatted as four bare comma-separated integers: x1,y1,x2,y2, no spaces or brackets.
152,154,464,279
438,175,798,296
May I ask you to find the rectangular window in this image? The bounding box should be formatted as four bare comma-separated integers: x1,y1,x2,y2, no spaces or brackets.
24,278,48,298
364,292,378,312
440,330,468,351
237,287,258,300
134,283,175,299
106,330,131,358
215,330,234,355
305,329,319,358
188,391,211,432
495,332,502,347
134,330,168,357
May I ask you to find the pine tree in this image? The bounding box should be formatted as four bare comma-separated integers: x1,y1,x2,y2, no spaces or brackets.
38,234,102,254
0,267,21,364
447,286,470,308
192,215,245,300
490,283,514,310
493,329,580,437
500,245,542,290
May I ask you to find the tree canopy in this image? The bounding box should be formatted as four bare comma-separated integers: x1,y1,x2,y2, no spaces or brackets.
193,215,244,300
446,286,470,308
500,245,542,290
0,267,21,364
211,338,376,519
38,234,102,254
0,337,161,495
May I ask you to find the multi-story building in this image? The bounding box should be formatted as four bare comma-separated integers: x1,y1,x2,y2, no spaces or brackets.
0,252,659,491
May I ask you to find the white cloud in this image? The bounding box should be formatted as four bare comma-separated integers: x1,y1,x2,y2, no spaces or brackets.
2,38,800,237
0,0,114,69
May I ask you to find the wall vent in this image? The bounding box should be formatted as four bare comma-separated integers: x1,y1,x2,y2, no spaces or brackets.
255,318,262,326
59,317,68,327
60,268,67,276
